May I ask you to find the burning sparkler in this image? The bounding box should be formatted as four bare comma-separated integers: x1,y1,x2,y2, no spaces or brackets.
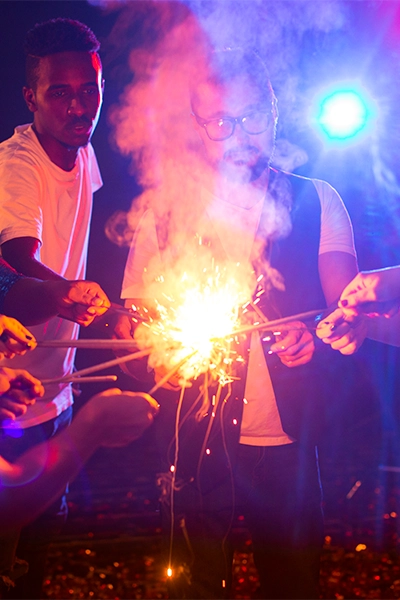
132,255,255,386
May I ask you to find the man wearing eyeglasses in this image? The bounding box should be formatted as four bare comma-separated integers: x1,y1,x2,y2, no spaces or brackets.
118,48,367,599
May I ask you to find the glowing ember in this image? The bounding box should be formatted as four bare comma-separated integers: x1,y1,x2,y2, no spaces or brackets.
133,256,254,385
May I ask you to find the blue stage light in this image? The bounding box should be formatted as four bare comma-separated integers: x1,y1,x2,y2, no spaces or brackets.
311,85,375,144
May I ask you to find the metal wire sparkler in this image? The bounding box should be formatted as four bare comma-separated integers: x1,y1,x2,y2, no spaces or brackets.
35,308,325,389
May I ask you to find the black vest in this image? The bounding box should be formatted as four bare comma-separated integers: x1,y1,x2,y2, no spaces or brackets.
258,170,331,444
151,170,339,491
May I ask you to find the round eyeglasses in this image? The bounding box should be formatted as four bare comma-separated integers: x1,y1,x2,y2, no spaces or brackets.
193,109,272,141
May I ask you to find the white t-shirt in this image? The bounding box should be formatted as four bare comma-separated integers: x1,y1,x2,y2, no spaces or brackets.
121,176,355,446
0,124,102,428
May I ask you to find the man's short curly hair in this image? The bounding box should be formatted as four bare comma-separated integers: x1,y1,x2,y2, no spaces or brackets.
24,18,101,89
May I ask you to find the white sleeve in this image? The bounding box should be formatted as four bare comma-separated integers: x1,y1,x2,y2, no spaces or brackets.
313,179,356,257
86,143,103,193
0,158,43,245
121,209,162,300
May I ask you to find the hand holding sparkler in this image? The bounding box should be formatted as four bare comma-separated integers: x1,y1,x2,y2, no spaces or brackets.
338,268,400,318
50,279,111,326
113,312,137,345
2,277,111,327
112,309,154,381
0,315,43,424
0,388,159,533
316,307,368,355
268,320,315,367
0,314,36,358
0,367,44,424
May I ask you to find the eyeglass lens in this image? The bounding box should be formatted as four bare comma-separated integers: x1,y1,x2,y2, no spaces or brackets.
205,111,270,140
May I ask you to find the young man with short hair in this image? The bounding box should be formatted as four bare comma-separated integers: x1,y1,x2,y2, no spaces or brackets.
0,18,106,598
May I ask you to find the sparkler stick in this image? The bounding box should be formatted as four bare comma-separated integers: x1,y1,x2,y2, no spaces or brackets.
247,299,270,324
37,339,139,349
107,303,146,321
226,308,326,338
148,352,197,395
41,375,118,385
52,348,152,381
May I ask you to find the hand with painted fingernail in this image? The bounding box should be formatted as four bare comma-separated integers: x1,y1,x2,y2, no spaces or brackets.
0,315,36,359
269,321,315,367
339,268,400,318
316,307,367,355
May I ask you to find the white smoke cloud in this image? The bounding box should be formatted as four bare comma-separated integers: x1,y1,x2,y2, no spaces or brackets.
102,0,346,244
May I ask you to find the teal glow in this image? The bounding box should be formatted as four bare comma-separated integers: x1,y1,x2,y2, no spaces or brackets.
317,89,370,140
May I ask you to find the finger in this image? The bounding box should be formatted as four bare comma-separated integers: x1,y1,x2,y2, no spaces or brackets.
11,373,44,398
281,352,314,367
328,334,360,355
0,315,36,343
73,303,110,324
339,343,359,355
0,348,16,360
112,316,136,340
0,398,29,416
277,342,314,362
69,283,110,308
270,329,312,355
328,328,362,353
340,285,377,307
337,306,360,319
339,275,367,302
321,329,349,344
130,392,160,413
0,332,35,355
0,408,19,422
85,292,111,308
269,335,299,354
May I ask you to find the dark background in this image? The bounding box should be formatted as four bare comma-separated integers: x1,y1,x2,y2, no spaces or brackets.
1,0,400,532
2,0,400,301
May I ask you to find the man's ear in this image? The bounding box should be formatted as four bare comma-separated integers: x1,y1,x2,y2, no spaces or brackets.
23,87,38,113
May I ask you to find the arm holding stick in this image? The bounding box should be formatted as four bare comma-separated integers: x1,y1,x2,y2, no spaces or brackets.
338,267,400,317
4,278,110,327
0,315,43,424
0,388,159,531
317,267,400,348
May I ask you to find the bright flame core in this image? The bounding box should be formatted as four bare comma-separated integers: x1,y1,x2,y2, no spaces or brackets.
133,259,253,384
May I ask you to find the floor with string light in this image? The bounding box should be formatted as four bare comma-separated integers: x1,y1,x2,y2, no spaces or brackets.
37,427,400,599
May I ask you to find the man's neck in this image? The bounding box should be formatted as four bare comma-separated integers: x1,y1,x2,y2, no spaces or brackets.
32,125,78,171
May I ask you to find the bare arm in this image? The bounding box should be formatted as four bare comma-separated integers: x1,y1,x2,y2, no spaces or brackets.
339,267,400,347
339,267,400,315
0,389,159,531
317,251,369,355
1,237,62,281
3,278,110,327
318,251,359,306
318,259,400,349
0,366,44,424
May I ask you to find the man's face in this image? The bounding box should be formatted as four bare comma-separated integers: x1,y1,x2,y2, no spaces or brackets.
24,51,103,151
191,74,276,184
